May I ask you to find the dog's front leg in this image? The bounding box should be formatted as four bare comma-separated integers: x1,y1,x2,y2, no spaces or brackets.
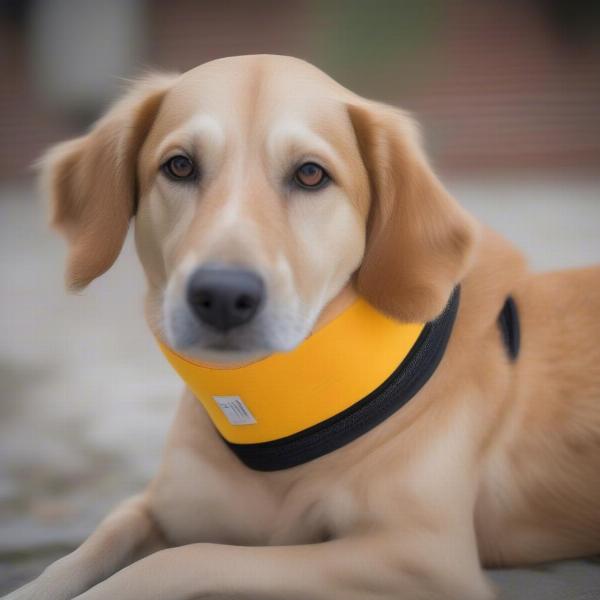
71,533,495,600
3,494,166,600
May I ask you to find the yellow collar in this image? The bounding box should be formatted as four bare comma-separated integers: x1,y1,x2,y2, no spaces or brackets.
158,289,460,470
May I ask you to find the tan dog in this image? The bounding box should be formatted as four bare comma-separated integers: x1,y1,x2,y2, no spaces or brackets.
6,55,600,600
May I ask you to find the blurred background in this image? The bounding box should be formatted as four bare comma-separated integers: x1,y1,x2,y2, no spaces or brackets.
0,1,599,597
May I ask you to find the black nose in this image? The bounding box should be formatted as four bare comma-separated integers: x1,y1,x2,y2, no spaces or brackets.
186,267,264,332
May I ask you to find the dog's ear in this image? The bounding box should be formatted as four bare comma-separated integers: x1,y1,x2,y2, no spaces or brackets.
40,74,176,290
348,101,478,322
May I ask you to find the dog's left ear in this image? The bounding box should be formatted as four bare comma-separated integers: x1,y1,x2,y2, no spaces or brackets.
40,73,177,290
348,101,478,322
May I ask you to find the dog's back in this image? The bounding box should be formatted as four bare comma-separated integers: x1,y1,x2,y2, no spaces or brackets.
477,264,600,566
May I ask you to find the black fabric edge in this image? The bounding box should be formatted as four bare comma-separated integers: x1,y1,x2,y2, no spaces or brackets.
497,295,520,361
223,287,461,471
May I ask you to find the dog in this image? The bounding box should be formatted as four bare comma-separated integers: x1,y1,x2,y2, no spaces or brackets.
5,54,600,600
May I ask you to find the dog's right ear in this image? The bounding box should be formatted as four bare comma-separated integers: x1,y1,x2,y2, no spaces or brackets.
40,73,177,290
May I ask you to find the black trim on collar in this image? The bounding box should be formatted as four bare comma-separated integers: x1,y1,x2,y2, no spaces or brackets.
224,286,461,471
497,296,520,361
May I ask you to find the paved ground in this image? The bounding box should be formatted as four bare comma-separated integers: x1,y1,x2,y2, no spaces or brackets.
0,175,599,598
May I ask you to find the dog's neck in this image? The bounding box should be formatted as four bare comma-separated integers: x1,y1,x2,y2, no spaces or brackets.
156,287,461,471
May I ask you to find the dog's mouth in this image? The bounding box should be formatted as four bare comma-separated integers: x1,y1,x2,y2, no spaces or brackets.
164,307,278,364
206,340,242,352
176,337,273,366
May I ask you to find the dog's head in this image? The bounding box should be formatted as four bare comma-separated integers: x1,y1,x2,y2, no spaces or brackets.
41,55,477,363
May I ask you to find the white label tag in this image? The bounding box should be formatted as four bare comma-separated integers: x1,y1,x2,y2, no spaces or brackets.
213,396,256,425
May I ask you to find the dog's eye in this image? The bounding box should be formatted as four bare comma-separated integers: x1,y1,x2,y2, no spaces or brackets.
162,155,197,181
294,162,329,190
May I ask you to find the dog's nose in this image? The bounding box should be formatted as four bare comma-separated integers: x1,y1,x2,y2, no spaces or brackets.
186,267,264,332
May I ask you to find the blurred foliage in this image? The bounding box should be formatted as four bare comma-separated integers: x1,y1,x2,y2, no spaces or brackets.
309,0,446,98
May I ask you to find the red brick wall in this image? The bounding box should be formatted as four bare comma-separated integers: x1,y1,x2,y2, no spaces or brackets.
1,0,598,181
